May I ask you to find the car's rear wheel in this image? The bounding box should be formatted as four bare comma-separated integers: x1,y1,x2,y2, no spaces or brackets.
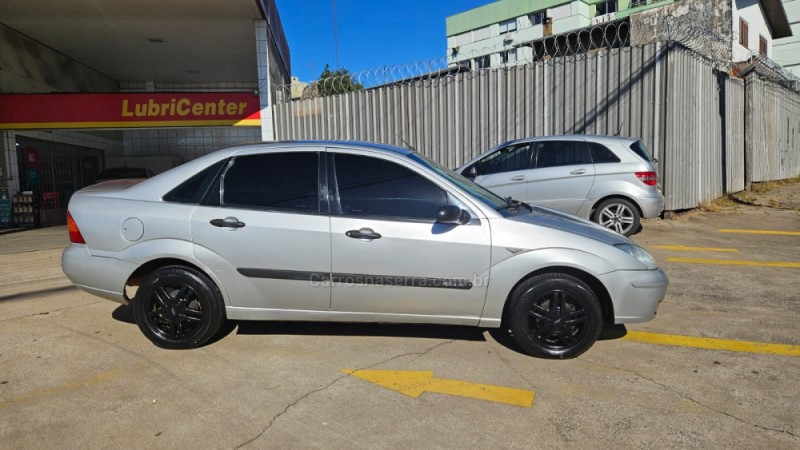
508,273,603,359
133,266,225,349
592,198,640,236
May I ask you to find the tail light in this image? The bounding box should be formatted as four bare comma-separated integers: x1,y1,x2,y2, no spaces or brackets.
67,211,86,244
635,171,658,186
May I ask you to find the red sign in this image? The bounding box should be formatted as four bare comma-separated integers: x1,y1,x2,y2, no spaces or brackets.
0,93,262,130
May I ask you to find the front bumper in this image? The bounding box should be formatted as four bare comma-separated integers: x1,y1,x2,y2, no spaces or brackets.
599,268,668,323
61,244,138,304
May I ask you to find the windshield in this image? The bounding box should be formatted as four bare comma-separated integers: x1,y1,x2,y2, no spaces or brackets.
408,153,509,211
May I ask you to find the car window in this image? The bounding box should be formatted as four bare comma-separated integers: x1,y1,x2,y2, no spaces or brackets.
164,160,227,204
222,152,319,213
474,143,533,175
334,154,448,220
629,140,653,162
588,142,620,163
534,141,592,168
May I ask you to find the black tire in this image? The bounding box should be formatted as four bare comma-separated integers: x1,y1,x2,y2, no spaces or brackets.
591,198,641,236
508,273,603,359
133,265,226,349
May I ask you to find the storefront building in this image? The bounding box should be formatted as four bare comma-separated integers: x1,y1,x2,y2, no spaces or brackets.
0,0,290,226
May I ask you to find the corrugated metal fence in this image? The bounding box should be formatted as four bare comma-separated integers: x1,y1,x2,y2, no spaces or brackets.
274,43,800,211
746,77,800,183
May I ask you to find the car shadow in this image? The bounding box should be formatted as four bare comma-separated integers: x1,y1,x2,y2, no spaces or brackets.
112,304,628,353
235,321,487,342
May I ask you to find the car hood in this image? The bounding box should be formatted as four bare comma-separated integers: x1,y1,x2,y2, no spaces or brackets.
509,205,631,246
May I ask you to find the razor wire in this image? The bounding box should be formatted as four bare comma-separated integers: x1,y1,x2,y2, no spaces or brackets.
275,15,799,103
275,21,633,102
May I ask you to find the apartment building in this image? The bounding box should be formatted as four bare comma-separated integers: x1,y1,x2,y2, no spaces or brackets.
446,0,792,69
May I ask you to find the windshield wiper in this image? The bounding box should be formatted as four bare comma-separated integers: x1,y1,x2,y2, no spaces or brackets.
496,197,532,212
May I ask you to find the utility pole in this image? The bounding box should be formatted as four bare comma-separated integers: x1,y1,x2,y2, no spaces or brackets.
332,0,340,68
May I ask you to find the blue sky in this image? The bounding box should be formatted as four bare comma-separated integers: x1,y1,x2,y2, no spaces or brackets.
274,0,489,82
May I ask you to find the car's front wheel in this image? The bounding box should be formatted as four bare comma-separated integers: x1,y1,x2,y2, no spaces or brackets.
592,198,641,236
133,266,226,349
508,273,603,359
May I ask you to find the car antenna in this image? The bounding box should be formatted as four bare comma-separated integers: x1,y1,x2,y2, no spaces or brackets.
395,133,416,152
614,121,624,136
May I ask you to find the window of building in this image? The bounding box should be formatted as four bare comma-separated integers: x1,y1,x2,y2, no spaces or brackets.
739,18,749,48
596,1,617,16
334,154,448,220
222,152,319,212
759,35,767,55
530,11,546,26
499,18,517,34
500,48,518,65
630,0,646,7
474,55,491,69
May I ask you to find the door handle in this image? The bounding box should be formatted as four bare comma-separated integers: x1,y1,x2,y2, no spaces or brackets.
570,169,587,175
510,175,526,181
346,228,382,240
210,217,246,228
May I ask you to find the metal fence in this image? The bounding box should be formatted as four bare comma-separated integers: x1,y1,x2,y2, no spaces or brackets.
275,43,668,171
746,77,800,183
274,34,800,212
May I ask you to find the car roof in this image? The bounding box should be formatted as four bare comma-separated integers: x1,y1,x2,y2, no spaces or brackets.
218,140,414,157
500,134,639,146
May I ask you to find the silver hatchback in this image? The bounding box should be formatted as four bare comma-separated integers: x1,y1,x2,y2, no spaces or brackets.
62,141,667,358
458,135,664,236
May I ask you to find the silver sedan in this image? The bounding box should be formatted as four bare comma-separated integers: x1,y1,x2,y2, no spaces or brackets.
62,141,667,358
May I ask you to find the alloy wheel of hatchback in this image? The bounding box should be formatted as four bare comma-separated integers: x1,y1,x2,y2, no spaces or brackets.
592,198,640,236
509,273,603,359
133,266,225,349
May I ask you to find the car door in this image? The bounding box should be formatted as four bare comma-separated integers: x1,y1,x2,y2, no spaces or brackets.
466,143,533,202
191,149,331,311
525,140,595,214
329,150,491,321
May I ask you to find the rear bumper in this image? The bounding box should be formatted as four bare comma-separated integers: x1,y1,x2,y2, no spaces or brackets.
61,244,138,304
599,268,668,323
638,191,665,219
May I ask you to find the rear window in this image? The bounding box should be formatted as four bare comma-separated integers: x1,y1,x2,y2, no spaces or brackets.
629,141,653,162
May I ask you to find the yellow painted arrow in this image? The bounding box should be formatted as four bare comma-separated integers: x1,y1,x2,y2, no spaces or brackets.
342,369,534,408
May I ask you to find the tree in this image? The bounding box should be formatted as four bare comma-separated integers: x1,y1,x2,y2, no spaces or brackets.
317,64,363,97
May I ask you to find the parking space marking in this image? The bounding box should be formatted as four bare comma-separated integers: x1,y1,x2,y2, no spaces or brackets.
650,245,738,253
621,331,800,356
0,363,136,410
342,369,535,408
719,229,800,236
665,257,800,268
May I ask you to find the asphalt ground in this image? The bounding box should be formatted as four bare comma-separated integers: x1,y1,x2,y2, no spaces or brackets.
1,200,798,448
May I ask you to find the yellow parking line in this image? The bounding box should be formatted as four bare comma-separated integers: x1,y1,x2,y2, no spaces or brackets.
666,257,800,268
621,331,800,356
719,229,800,236
0,363,135,410
650,245,738,253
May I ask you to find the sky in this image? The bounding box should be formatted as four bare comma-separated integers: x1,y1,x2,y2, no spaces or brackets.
274,0,489,82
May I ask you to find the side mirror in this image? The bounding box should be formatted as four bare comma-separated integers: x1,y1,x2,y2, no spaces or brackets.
436,205,470,225
466,166,478,178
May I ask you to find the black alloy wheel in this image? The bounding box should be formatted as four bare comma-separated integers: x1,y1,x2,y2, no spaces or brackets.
133,266,225,349
509,273,603,359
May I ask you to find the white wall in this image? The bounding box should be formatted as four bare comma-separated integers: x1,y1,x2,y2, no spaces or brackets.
732,0,774,61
